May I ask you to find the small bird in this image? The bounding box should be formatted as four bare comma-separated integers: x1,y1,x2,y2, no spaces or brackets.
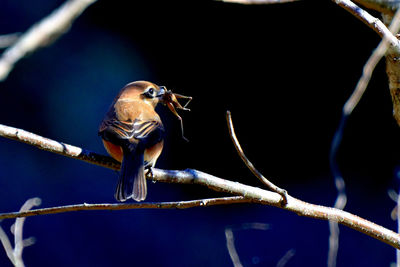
99,81,167,202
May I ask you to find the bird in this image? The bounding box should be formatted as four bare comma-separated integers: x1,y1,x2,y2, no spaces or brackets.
98,81,166,202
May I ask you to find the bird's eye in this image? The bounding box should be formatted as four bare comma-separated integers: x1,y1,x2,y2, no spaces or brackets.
143,88,156,98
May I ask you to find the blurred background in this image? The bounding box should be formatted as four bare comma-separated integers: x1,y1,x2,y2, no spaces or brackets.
0,0,399,266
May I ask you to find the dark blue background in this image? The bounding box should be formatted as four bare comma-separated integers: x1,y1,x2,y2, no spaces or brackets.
0,0,399,266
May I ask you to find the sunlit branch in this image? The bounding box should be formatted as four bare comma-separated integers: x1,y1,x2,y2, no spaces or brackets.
1,122,400,250
0,0,97,81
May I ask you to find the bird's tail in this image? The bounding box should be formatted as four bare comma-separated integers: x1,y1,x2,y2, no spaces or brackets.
115,149,147,202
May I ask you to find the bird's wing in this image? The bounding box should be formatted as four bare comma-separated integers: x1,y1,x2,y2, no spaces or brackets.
100,116,163,140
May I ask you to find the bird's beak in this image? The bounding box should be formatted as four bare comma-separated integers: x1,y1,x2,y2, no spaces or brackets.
157,86,166,98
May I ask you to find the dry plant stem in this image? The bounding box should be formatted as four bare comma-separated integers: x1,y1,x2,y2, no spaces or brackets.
0,0,97,81
1,124,400,249
334,0,400,53
226,111,288,205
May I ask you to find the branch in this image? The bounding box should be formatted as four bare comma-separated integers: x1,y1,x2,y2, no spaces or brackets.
226,110,287,205
1,122,400,250
0,123,121,171
0,198,39,267
353,0,399,14
0,0,96,81
333,0,400,53
0,196,252,220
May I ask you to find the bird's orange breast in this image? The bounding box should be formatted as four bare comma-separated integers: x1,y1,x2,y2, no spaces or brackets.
102,140,123,163
102,139,163,167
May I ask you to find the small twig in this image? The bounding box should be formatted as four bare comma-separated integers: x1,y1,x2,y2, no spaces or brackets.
0,0,97,81
226,111,288,205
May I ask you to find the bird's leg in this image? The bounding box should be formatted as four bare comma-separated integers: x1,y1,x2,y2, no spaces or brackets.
145,166,154,179
173,93,192,110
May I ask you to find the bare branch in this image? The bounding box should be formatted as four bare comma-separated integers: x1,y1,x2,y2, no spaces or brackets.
225,228,243,267
327,5,400,266
354,0,399,14
0,0,97,81
341,6,400,115
334,0,400,54
0,226,15,266
226,111,287,205
0,198,40,267
1,123,400,249
0,197,252,220
0,123,121,171
12,198,40,267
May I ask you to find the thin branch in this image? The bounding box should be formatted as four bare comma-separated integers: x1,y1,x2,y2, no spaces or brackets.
0,198,40,267
0,123,121,171
1,123,400,249
0,0,97,81
353,0,399,14
333,0,400,54
226,111,287,205
328,114,348,267
12,198,40,267
327,5,400,267
0,226,15,266
225,222,269,267
225,228,243,267
342,5,400,115
0,197,252,220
